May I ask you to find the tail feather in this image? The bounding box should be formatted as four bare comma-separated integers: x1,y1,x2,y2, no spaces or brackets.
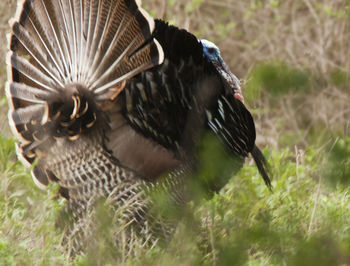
7,0,164,188
86,1,162,91
47,0,75,77
80,0,99,79
251,145,272,189
31,165,50,189
10,21,64,85
21,0,68,79
11,104,46,126
7,82,51,105
84,0,116,79
8,53,57,92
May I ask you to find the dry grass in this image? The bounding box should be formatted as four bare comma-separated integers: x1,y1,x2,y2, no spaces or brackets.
0,0,16,91
0,0,17,137
144,0,350,76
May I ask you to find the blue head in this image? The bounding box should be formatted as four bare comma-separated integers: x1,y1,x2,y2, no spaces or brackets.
201,39,243,102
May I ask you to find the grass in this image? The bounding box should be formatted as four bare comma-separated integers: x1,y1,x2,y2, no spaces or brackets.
0,134,349,265
1,0,350,265
0,135,65,265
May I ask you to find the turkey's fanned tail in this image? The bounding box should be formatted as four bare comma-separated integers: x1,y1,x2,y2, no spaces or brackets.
7,0,164,188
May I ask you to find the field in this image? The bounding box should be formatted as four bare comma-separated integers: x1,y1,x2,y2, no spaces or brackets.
0,0,350,265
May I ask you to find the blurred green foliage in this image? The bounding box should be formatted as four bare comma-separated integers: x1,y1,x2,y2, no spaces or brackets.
185,0,202,13
0,135,65,264
324,137,350,188
122,144,349,265
245,62,310,103
1,133,348,265
191,134,243,198
330,69,350,88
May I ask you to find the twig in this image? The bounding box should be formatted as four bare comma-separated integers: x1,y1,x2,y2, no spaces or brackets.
302,0,321,26
204,0,236,9
308,179,321,235
208,214,217,265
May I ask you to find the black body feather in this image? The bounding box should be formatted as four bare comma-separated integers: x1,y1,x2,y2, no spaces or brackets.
114,20,271,189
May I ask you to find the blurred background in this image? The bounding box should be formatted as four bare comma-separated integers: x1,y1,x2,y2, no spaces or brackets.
0,0,349,265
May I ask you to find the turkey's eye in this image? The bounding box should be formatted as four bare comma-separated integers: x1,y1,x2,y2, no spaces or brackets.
207,47,215,54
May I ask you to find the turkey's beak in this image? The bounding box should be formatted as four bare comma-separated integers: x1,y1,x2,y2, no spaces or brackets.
215,57,244,102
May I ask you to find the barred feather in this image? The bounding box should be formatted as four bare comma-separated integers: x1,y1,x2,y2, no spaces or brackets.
7,0,163,187
45,134,187,256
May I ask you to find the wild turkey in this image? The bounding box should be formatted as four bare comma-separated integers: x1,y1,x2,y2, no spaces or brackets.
6,0,270,256
112,20,271,192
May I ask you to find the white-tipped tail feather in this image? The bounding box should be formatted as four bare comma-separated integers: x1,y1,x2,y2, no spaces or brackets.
7,0,164,188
